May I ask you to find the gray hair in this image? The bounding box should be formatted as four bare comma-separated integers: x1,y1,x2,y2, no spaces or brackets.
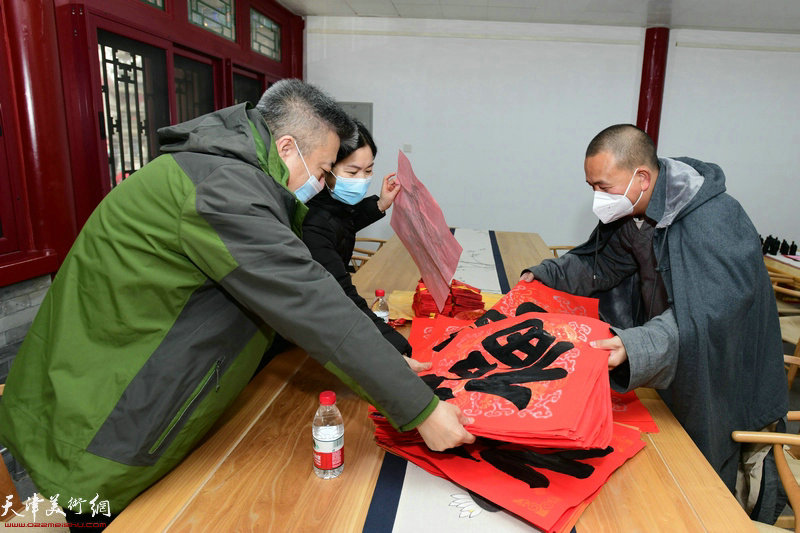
256,79,356,154
586,124,659,172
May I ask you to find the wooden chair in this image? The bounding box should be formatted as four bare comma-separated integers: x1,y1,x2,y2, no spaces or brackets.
350,237,387,272
733,412,800,532
782,316,800,389
769,267,800,316
548,245,574,258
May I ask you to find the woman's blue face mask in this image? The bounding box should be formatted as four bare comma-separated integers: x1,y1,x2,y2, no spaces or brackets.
328,174,372,205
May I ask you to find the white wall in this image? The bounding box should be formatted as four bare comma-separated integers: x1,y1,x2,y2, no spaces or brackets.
306,17,644,246
659,29,800,242
306,17,799,247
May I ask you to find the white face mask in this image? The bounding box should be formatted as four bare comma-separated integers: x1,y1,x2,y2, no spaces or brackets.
592,168,643,224
292,139,324,203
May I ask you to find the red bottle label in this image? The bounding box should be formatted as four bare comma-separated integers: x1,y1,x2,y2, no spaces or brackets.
313,447,344,470
313,434,344,470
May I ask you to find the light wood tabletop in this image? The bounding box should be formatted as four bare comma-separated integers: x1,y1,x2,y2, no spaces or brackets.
108,231,755,532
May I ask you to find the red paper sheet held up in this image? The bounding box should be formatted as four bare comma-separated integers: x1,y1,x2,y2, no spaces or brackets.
390,151,462,312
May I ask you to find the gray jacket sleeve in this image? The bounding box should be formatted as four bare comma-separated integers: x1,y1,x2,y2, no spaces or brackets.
609,307,679,392
529,254,600,296
182,162,436,431
527,224,639,297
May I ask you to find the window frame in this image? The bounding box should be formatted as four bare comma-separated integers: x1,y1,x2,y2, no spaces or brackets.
0,0,303,286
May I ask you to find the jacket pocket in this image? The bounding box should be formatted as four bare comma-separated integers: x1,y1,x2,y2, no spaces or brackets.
87,282,259,466
148,358,224,456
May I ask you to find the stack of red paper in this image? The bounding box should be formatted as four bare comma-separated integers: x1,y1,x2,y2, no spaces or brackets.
369,409,644,533
415,312,615,449
412,279,485,318
370,281,651,532
450,279,484,316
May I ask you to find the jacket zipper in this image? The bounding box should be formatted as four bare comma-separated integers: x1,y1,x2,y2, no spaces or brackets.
148,358,224,455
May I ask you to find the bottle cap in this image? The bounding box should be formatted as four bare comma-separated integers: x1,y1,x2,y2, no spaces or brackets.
319,390,336,405
375,289,385,297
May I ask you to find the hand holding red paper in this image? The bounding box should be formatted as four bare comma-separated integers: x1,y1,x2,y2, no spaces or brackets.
591,336,629,369
368,280,656,532
416,401,475,451
403,355,431,373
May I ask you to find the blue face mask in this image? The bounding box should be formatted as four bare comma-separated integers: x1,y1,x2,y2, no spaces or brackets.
329,175,372,205
292,139,324,204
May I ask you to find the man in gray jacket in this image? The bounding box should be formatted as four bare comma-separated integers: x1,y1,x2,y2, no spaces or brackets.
521,124,786,521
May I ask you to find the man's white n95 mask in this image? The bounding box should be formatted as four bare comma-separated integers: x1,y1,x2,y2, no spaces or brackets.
592,168,643,224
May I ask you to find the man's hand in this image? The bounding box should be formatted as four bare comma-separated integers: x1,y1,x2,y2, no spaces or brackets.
591,336,628,369
417,402,475,451
404,355,432,373
377,173,400,212
519,271,534,282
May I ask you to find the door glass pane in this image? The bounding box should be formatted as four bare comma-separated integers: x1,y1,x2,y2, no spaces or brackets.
140,0,164,9
97,30,169,187
175,55,215,123
233,73,262,106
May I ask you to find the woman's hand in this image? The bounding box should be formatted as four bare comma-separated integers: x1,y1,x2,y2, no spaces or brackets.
377,173,401,212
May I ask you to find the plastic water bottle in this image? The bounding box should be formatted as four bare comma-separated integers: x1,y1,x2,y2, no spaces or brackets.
371,289,390,323
312,390,344,479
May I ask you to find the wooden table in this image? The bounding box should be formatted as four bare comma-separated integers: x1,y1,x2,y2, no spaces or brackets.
108,232,755,532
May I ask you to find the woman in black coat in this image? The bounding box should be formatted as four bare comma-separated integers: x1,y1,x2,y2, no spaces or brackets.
303,121,423,368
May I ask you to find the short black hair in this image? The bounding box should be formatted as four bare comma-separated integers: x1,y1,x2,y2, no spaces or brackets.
256,79,357,154
335,120,376,164
586,124,659,171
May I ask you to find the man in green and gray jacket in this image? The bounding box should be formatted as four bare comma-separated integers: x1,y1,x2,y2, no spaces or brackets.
0,79,474,522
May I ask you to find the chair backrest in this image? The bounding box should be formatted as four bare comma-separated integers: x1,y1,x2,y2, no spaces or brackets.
732,412,800,532
350,238,387,272
782,317,800,390
548,245,574,258
769,266,800,316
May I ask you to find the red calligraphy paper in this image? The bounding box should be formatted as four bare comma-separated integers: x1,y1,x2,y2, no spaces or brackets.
490,280,600,319
370,419,644,533
417,312,615,449
391,151,462,312
611,390,659,433
373,284,649,530
407,316,470,360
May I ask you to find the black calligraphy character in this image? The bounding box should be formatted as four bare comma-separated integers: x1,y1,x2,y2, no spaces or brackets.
463,318,572,409
420,374,455,401
514,301,547,316
432,331,460,352
448,351,497,379
472,309,508,327
479,445,613,488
